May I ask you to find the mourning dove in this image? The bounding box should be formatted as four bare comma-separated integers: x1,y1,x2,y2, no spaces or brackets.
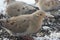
35,0,60,11
1,10,54,36
4,0,38,17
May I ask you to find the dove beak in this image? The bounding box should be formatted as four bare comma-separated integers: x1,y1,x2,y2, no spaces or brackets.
45,13,54,18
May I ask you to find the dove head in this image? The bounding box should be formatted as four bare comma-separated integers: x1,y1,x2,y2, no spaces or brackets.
35,0,51,10
33,10,54,19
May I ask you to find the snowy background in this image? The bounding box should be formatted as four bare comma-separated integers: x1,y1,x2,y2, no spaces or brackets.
0,0,35,11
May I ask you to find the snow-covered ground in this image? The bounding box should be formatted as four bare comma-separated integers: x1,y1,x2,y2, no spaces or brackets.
0,0,60,40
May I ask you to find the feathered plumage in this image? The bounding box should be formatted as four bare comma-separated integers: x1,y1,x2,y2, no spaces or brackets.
5,0,38,17
35,0,60,11
1,10,54,36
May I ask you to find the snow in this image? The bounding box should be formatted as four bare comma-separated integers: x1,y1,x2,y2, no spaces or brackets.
33,32,60,40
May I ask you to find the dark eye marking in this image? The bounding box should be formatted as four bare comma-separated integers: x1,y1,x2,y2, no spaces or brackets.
22,7,25,9
6,20,9,23
10,22,15,25
40,14,42,16
24,20,26,22
17,9,20,12
10,21,16,25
